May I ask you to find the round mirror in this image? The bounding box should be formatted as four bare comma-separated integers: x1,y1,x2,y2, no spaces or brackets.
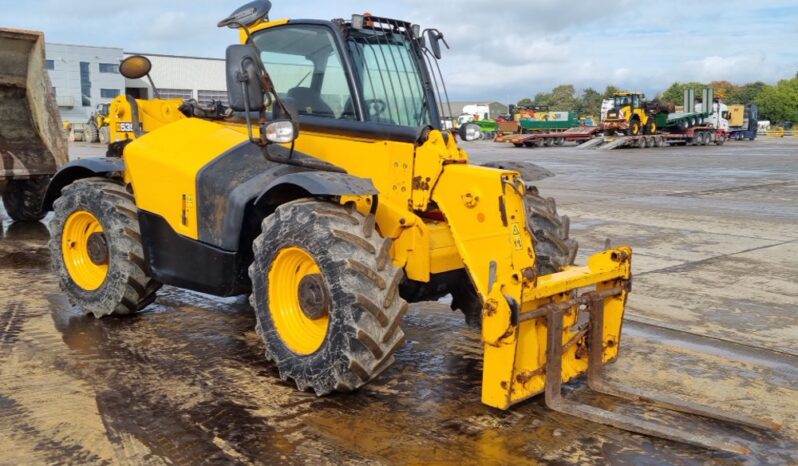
119,55,152,80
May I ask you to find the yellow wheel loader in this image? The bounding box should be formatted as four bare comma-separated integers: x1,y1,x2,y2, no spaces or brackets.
601,91,668,136
42,2,779,453
82,103,111,144
0,28,68,222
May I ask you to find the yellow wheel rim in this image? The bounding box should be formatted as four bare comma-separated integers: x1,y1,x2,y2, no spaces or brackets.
62,210,108,290
268,247,330,355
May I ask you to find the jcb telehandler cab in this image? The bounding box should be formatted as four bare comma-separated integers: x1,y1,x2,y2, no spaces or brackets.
43,1,779,453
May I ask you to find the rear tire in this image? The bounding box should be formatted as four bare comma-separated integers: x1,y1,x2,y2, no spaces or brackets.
85,123,99,143
49,178,161,318
2,177,49,222
99,126,110,145
249,200,407,395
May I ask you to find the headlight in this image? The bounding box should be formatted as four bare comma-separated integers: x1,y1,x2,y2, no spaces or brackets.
459,123,481,141
264,120,296,144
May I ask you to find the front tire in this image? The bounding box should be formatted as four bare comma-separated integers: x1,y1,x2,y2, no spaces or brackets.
49,178,160,318
523,187,578,275
249,200,408,395
452,187,578,327
2,177,49,222
628,118,641,136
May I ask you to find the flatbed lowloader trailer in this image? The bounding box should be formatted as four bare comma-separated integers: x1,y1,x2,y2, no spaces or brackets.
579,126,727,150
495,126,601,147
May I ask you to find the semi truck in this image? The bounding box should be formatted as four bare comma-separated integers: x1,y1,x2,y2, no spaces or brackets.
726,104,759,140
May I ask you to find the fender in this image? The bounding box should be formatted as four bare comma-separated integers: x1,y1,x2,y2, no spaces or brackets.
208,171,377,251
480,161,554,184
42,157,125,211
196,141,378,251
255,171,377,204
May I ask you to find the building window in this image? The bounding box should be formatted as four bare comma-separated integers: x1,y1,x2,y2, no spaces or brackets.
197,90,228,106
100,89,120,98
159,88,193,100
80,62,91,107
45,60,55,70
99,63,118,73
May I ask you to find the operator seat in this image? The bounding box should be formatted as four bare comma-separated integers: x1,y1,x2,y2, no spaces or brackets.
287,87,334,117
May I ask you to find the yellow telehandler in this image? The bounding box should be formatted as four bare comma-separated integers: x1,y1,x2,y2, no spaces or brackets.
42,1,778,453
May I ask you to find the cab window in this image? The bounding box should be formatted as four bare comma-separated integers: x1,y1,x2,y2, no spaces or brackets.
252,25,354,119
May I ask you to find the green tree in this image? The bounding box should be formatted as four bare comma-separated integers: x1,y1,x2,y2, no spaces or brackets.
755,78,798,123
602,85,621,99
728,82,766,104
517,98,534,107
710,80,737,101
660,81,707,105
547,84,577,111
578,87,603,116
533,91,552,108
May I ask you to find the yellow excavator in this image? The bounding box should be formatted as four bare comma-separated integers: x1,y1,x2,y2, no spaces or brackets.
41,2,778,453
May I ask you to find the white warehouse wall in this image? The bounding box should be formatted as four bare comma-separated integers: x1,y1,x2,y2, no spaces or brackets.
124,53,227,103
46,43,125,122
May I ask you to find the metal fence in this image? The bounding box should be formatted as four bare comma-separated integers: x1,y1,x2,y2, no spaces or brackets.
758,128,798,137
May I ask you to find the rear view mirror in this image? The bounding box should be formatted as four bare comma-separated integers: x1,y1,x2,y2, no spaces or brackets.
225,44,265,112
425,29,448,60
119,55,152,80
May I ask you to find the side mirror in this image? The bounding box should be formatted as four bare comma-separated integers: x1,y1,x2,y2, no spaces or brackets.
225,44,265,113
425,29,448,60
119,55,152,79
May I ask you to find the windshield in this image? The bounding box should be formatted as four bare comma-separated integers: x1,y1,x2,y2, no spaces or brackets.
614,95,631,107
252,25,355,119
346,28,432,127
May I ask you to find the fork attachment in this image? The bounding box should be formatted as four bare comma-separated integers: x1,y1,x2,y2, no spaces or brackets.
543,293,782,455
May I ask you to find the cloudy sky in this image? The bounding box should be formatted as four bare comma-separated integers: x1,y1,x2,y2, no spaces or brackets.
4,0,797,101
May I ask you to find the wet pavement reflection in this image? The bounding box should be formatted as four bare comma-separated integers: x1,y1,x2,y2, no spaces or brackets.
2,139,798,464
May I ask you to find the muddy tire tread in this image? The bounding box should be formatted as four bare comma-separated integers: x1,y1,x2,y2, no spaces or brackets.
248,200,407,395
2,177,49,222
49,177,161,317
524,187,579,275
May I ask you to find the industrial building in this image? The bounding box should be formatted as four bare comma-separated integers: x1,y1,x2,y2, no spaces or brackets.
45,43,226,123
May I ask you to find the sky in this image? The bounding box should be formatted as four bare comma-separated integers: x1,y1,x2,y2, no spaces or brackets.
3,0,797,103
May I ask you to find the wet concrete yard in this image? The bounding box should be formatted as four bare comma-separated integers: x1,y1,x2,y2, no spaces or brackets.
1,139,797,464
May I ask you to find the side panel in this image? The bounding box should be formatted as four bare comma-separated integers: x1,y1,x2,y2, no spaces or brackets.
138,211,249,296
124,118,248,239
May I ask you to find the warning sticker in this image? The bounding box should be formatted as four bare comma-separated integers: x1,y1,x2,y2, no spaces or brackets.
511,223,523,250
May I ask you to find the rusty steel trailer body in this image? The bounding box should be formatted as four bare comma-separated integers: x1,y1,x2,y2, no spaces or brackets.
495,126,601,147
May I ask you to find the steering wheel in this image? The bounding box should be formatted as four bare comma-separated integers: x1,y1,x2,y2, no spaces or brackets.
364,99,388,118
